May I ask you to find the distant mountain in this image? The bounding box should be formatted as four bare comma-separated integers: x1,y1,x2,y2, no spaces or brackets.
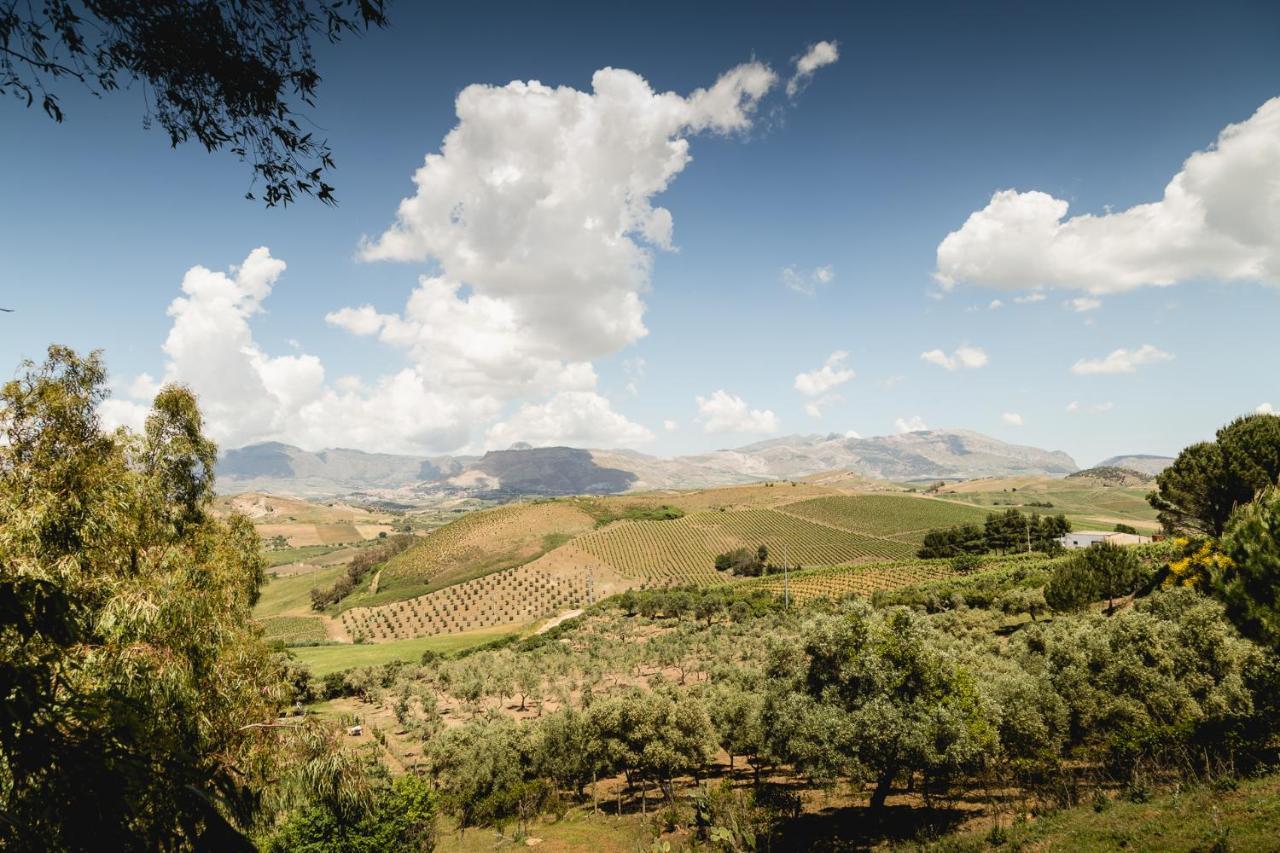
1094,454,1175,476
216,429,1079,502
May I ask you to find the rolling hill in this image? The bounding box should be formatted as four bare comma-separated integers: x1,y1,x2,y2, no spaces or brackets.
1094,453,1175,475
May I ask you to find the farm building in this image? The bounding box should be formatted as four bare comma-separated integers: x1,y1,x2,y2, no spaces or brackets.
1058,530,1153,549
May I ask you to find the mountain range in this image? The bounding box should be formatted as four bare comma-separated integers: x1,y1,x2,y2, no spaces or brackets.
215,429,1089,503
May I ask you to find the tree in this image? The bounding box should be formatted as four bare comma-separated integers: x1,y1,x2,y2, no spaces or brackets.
1217,487,1280,648
1150,415,1280,536
1044,542,1139,613
1,1,388,206
0,346,293,849
766,604,996,810
1114,523,1139,535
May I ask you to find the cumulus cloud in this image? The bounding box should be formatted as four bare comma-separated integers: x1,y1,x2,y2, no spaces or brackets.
988,299,1004,310
920,345,988,371
484,391,654,449
1014,291,1047,303
1258,402,1276,415
895,415,929,433
781,264,834,295
696,390,779,434
107,59,796,453
1002,412,1024,426
1070,344,1174,375
1069,296,1101,312
844,429,862,439
103,248,651,454
663,419,678,431
794,350,855,395
936,97,1280,293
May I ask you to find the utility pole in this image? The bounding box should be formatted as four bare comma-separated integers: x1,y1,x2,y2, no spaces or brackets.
783,543,790,610
1026,516,1032,553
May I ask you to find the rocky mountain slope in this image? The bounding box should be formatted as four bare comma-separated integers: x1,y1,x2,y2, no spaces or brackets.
216,429,1079,501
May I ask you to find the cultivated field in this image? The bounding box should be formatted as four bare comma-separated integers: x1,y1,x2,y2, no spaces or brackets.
933,474,1160,531
779,493,992,543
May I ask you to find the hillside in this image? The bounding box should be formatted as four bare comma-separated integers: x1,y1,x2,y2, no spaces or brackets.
1094,453,1175,475
935,474,1160,531
217,429,1079,501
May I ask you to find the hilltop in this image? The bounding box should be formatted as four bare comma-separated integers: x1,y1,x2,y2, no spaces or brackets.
217,429,1079,502
1094,453,1175,475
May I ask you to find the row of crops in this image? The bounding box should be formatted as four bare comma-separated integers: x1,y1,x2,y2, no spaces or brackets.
575,508,915,583
779,494,992,544
339,562,593,642
259,615,328,645
745,554,1052,603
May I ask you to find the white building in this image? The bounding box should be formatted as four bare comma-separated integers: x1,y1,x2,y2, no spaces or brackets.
1058,530,1153,550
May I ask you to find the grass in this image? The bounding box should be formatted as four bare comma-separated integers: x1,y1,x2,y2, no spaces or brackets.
917,773,1280,851
262,544,341,567
254,564,346,619
288,627,524,676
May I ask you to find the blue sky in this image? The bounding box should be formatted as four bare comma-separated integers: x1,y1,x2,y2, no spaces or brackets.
2,0,1278,466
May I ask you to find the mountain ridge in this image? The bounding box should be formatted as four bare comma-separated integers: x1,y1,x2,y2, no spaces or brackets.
216,429,1080,502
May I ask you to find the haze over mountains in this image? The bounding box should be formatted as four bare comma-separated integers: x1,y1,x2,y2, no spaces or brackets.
215,429,1098,502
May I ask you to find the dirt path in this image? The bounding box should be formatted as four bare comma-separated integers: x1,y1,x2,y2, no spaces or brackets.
537,609,583,634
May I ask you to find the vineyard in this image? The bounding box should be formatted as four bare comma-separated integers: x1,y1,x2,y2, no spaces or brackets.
779,494,991,543
575,508,914,584
338,561,594,641
258,615,327,645
746,559,960,602
350,501,596,609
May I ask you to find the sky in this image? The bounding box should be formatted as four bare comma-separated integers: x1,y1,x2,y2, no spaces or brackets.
1,0,1278,467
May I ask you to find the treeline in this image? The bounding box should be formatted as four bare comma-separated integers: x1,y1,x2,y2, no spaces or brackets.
918,508,1070,558
613,585,781,623
713,544,795,577
309,534,415,610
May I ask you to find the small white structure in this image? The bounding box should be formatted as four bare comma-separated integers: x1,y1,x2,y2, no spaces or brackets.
347,725,363,737
1058,530,1152,550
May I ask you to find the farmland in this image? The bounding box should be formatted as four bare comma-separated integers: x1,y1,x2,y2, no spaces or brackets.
933,473,1160,531
779,493,992,543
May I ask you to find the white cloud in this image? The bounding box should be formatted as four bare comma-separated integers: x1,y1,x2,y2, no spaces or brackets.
936,97,1280,293
623,357,645,396
1014,291,1047,303
1258,402,1276,415
844,429,862,439
920,345,989,371
794,350,855,395
696,390,779,434
1069,296,1102,312
1001,412,1024,426
988,299,1004,310
663,419,678,431
781,264,835,295
1066,400,1114,414
803,395,841,418
107,59,795,453
895,415,929,433
786,40,839,97
484,391,653,449
1070,344,1174,375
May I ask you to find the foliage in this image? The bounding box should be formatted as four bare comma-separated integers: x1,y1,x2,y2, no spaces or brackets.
1217,487,1280,647
765,602,997,809
1,0,388,206
263,771,435,853
1044,543,1139,613
309,534,414,609
0,347,288,848
1150,414,1280,536
918,510,1068,558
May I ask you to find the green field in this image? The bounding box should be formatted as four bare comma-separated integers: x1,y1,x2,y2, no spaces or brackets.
262,544,342,567
780,494,993,543
258,616,327,644
934,475,1160,532
288,627,522,676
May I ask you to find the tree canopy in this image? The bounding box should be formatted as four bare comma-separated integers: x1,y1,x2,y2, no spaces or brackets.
1,1,388,206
